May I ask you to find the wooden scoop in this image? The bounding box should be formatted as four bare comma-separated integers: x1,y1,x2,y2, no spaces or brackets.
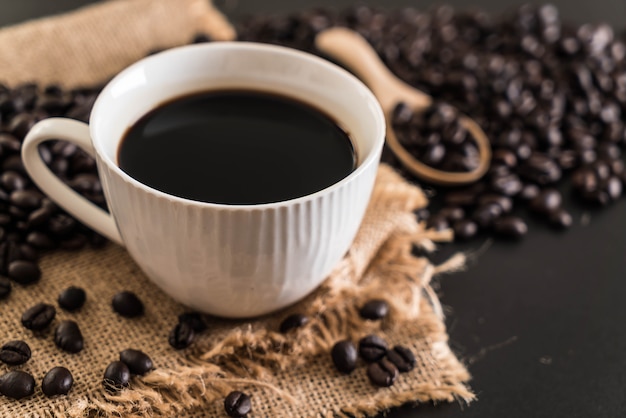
315,27,491,186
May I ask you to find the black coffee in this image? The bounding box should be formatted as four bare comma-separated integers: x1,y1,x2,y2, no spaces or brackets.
118,90,356,205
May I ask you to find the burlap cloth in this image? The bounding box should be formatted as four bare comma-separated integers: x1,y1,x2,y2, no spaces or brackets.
0,1,473,416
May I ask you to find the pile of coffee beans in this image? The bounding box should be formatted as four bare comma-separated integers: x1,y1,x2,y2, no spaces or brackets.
0,337,74,399
331,335,415,387
238,4,626,240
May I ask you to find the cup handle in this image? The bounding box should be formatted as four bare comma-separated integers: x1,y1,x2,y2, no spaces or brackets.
22,118,124,246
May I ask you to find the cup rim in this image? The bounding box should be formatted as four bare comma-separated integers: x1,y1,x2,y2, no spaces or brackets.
90,42,385,210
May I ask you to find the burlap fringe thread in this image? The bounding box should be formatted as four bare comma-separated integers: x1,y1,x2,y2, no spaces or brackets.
52,166,473,418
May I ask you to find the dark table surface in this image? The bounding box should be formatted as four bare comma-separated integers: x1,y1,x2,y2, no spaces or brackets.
1,1,625,417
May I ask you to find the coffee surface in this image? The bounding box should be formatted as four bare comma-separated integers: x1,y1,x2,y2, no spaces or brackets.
118,90,356,204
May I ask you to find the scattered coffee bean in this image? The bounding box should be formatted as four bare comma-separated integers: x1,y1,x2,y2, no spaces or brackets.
0,278,11,300
224,390,252,418
58,286,86,311
493,216,528,239
42,366,73,397
359,299,389,320
0,340,31,365
169,321,195,349
21,302,56,331
7,260,41,285
120,349,153,376
178,312,207,333
549,209,573,229
279,313,309,333
530,189,562,213
331,340,358,374
0,370,35,399
103,361,130,392
112,291,144,318
453,219,478,240
386,345,416,373
367,357,399,387
54,320,84,353
358,334,388,362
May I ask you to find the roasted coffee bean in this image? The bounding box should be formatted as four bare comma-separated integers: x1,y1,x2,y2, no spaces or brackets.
478,194,513,213
178,312,207,333
58,286,86,311
0,340,31,365
169,321,195,349
26,231,56,249
582,189,611,206
358,334,388,362
120,349,153,375
0,370,35,399
359,299,389,320
572,167,598,193
103,361,130,392
1,171,27,191
9,189,42,210
331,340,358,374
367,357,399,387
279,313,309,333
21,302,55,331
54,320,83,353
426,214,449,231
48,214,77,237
493,216,528,238
472,203,502,227
413,208,430,221
8,259,41,285
224,391,252,417
530,189,562,213
492,149,517,168
42,367,73,397
604,176,623,200
491,173,523,196
0,278,11,300
386,345,416,373
549,209,573,228
453,219,478,240
27,207,52,228
112,291,144,318
438,206,465,222
443,190,477,207
519,184,540,200
520,154,562,185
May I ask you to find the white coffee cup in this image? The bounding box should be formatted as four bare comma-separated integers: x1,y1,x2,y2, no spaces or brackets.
21,42,385,318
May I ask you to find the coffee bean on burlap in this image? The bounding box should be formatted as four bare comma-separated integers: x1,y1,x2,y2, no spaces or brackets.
367,357,399,387
358,335,388,362
0,370,35,399
224,390,252,418
0,277,11,300
169,321,195,349
42,366,73,397
58,286,86,311
178,312,207,333
359,299,389,320
0,340,31,365
279,313,309,333
331,340,358,374
54,320,83,353
21,302,56,331
103,361,130,393
7,260,41,285
386,345,416,373
120,349,153,375
112,291,144,318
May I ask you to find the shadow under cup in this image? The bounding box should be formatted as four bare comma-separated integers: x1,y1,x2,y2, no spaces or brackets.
89,43,385,317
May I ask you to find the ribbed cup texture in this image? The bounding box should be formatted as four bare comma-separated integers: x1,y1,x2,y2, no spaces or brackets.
98,157,379,317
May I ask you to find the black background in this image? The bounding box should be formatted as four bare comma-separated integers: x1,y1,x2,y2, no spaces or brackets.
0,1,625,417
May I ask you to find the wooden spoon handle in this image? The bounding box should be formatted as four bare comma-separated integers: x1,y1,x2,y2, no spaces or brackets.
315,27,431,112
